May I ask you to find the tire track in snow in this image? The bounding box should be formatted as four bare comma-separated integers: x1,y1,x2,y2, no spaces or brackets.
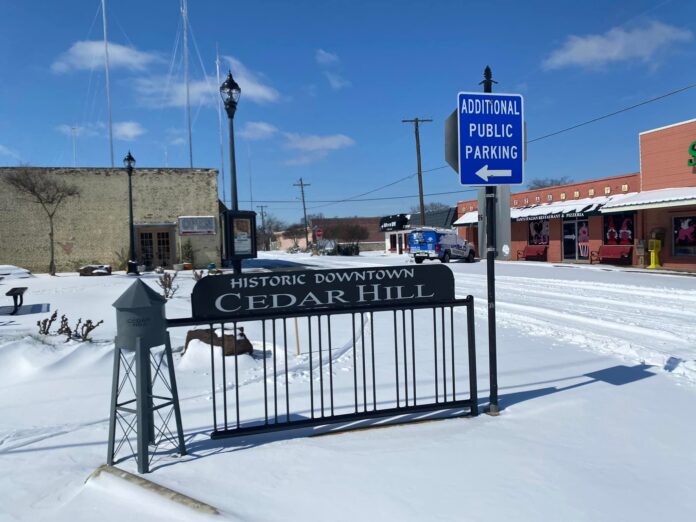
451,274,696,383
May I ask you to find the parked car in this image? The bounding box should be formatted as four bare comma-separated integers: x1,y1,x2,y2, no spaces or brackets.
408,228,475,263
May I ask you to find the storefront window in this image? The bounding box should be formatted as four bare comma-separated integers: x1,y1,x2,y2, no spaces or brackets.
528,219,550,245
604,213,634,245
673,216,696,256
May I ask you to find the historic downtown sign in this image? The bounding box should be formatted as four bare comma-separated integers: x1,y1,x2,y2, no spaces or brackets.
191,265,455,320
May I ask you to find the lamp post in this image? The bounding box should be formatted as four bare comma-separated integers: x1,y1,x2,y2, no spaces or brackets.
123,151,139,275
220,71,242,273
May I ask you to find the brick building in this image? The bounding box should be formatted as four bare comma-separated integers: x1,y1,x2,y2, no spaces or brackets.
455,118,696,270
0,167,220,273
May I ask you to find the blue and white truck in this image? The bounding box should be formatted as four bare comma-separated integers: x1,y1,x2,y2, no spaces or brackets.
408,228,475,264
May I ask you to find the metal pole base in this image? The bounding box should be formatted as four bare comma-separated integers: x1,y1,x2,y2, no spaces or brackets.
126,260,140,275
484,404,500,416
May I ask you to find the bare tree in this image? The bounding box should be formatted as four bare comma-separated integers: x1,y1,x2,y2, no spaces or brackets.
4,168,80,275
282,223,308,248
257,213,286,251
324,223,369,243
409,202,449,214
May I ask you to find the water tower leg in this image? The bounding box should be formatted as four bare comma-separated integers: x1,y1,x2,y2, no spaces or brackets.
106,344,121,465
135,337,151,474
165,332,187,456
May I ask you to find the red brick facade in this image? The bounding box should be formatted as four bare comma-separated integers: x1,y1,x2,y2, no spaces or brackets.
640,119,696,191
456,118,696,270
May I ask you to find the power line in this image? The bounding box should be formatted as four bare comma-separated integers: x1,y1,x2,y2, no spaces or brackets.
307,80,696,210
308,165,449,210
239,187,477,205
526,81,696,143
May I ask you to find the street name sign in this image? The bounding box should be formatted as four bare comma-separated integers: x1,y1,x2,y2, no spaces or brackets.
457,92,524,186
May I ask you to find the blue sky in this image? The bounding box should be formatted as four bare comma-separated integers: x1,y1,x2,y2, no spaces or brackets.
1,0,695,223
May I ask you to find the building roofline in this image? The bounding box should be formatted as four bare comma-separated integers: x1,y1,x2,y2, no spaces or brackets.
639,118,696,136
0,166,218,172
456,172,640,206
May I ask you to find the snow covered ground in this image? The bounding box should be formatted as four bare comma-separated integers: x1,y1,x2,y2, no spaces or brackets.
1,253,695,521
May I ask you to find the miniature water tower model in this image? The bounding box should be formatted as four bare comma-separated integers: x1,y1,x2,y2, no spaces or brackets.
107,280,186,473
647,238,662,269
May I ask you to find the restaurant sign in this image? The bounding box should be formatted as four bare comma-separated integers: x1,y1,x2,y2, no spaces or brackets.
688,140,696,167
515,212,586,222
379,214,409,232
191,265,454,320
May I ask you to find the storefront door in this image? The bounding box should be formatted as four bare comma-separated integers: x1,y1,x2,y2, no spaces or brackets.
136,226,175,269
563,219,590,261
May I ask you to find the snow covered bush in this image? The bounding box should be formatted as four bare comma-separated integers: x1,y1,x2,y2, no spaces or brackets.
156,272,179,299
36,310,104,342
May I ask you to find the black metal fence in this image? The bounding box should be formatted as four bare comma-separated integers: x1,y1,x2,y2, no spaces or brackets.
168,297,477,439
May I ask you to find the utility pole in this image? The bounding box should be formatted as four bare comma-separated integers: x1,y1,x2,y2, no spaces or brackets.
256,204,267,251
481,65,499,415
293,178,311,248
402,117,432,226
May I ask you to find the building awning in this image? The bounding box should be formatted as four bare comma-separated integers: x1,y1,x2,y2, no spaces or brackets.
453,211,479,226
453,194,637,224
512,194,632,221
600,187,696,213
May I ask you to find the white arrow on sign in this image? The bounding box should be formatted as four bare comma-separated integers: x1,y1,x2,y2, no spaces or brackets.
475,164,513,182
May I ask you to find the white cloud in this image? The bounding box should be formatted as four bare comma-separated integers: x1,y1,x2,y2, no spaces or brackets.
223,56,280,104
283,132,355,165
285,154,326,166
315,49,339,65
0,144,19,160
324,71,351,90
239,121,278,140
543,21,692,70
113,121,146,141
134,76,217,108
56,122,105,137
51,40,159,73
134,57,280,108
284,133,355,152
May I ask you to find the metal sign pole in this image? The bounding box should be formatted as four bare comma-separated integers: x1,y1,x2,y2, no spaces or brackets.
448,67,524,415
485,186,499,414
481,67,499,415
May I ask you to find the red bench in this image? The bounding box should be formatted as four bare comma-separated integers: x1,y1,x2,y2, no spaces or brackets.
590,245,633,265
517,245,547,261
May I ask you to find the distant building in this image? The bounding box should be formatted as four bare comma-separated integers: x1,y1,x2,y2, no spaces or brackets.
311,216,383,250
0,167,220,273
454,118,696,270
380,208,459,254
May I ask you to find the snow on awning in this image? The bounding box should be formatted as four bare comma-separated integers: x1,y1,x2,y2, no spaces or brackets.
600,187,696,213
512,194,630,221
453,211,479,226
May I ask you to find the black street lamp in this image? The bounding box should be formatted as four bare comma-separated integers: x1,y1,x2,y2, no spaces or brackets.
220,71,242,273
123,151,139,275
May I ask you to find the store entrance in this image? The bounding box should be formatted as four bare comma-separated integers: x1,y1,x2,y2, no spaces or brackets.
136,225,176,269
563,219,590,261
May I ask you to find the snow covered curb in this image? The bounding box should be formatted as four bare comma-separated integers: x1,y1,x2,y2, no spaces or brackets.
87,465,220,517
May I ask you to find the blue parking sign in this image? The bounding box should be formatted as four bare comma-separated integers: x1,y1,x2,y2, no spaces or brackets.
458,92,524,186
